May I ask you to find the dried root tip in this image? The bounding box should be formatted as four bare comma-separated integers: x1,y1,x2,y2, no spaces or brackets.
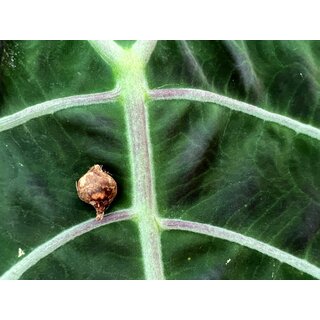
76,164,118,221
96,211,104,221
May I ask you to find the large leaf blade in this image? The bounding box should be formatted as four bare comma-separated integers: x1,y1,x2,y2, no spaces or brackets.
1,40,320,279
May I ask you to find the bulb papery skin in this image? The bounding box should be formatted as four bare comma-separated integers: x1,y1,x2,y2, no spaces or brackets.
76,164,117,221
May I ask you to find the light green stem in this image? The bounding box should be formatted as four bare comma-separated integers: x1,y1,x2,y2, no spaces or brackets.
88,40,124,66
90,41,164,279
117,51,164,279
132,41,158,65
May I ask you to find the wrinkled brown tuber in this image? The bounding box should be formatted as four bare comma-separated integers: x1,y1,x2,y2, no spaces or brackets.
76,165,117,221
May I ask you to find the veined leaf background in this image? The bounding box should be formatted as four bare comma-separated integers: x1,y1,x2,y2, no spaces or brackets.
1,40,320,280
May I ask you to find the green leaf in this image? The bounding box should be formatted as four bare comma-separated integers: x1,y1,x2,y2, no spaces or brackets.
1,40,320,279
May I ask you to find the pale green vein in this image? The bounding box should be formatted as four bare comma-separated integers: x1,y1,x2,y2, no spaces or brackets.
132,41,158,65
88,40,124,66
160,218,320,279
223,40,262,96
178,40,210,89
1,210,134,280
116,50,164,280
88,40,165,279
0,89,120,133
149,88,320,142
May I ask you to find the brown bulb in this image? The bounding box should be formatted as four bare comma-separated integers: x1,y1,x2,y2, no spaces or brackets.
76,164,117,221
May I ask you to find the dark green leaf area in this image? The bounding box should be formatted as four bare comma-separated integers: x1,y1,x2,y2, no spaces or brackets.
0,40,115,116
0,102,131,276
150,99,320,269
148,41,320,126
162,231,313,280
21,221,143,280
147,40,266,103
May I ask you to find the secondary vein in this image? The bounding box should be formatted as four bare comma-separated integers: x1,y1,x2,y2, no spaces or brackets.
149,88,320,142
0,89,120,133
160,218,320,279
1,210,134,280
